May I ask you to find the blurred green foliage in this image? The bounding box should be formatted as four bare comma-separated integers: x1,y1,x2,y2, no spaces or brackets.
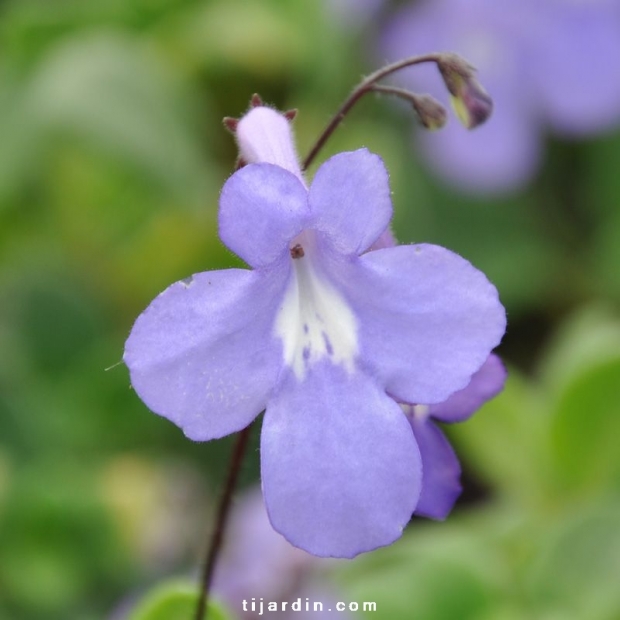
0,0,619,619
127,580,229,620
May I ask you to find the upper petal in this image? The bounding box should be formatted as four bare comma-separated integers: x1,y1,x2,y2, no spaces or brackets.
124,265,288,440
261,362,421,558
309,149,393,255
429,353,507,423
219,163,310,268
335,244,506,405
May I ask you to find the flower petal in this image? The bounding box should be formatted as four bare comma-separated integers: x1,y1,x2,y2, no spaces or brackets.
124,266,288,440
335,244,506,405
261,362,421,558
430,353,507,423
219,163,310,268
309,149,392,255
406,408,462,520
236,106,305,181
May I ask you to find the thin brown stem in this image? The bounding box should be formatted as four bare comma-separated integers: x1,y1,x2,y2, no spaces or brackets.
195,424,253,620
302,53,444,170
369,83,418,100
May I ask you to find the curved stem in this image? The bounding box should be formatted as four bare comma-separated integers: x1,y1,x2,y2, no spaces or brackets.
302,53,443,170
369,83,418,100
195,424,253,620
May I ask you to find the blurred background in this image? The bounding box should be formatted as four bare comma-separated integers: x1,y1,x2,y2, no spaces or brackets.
1,0,620,618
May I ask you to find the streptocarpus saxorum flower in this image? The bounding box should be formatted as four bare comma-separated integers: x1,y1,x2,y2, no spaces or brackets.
405,353,506,520
124,105,506,558
380,0,620,193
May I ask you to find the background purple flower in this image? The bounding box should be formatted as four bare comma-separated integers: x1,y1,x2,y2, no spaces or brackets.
381,0,620,193
213,488,351,619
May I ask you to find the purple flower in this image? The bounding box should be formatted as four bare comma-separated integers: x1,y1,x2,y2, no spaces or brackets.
213,488,350,619
124,106,506,558
404,354,507,520
381,0,620,193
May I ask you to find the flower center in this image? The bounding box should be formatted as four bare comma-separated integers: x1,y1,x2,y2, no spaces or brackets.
275,244,358,379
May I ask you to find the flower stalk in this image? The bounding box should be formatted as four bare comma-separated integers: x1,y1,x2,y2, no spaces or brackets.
303,51,486,169
195,424,253,620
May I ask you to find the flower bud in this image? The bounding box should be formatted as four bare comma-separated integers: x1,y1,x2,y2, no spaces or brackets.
411,94,448,130
370,85,447,131
438,53,493,129
225,96,305,182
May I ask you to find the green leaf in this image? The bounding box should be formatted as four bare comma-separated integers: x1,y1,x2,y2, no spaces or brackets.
549,355,620,493
0,71,42,205
128,580,230,620
28,31,212,199
537,305,620,393
525,501,620,620
176,1,313,76
339,519,513,620
450,370,549,505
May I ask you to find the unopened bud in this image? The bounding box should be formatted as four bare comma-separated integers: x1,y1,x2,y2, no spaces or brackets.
230,97,304,182
438,53,493,129
449,78,493,129
411,94,447,130
371,85,447,131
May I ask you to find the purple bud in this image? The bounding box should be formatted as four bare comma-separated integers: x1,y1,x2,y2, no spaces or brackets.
438,53,493,129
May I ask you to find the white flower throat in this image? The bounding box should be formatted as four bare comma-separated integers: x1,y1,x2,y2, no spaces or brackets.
275,242,358,379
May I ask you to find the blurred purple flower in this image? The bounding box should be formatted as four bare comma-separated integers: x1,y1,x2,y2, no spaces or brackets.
124,106,506,558
213,488,350,619
403,354,507,519
381,0,620,193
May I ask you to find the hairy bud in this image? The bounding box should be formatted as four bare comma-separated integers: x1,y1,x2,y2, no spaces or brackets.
411,94,448,130
438,53,493,129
